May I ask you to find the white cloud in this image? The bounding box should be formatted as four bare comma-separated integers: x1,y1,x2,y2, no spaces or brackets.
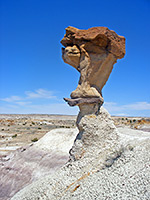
0,92,150,116
15,101,32,106
104,101,150,116
27,103,78,115
104,101,150,112
0,89,78,115
112,113,130,116
25,89,56,99
0,103,78,115
0,89,56,104
104,102,121,112
1,96,23,102
123,102,150,110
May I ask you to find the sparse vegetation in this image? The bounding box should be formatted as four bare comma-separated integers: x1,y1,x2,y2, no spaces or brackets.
66,126,71,128
60,125,71,128
31,138,38,142
12,134,17,138
0,114,149,156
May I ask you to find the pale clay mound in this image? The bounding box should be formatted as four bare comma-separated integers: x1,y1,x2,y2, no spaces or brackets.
11,107,150,200
0,128,77,200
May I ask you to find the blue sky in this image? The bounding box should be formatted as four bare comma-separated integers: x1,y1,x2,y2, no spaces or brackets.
0,0,150,116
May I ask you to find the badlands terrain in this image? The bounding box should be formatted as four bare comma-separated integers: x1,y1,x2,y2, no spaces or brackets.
0,114,149,156
0,113,150,200
1,26,150,199
0,114,76,156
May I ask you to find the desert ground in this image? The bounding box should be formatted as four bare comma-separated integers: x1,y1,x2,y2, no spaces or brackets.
0,114,150,156
0,113,150,200
0,114,76,156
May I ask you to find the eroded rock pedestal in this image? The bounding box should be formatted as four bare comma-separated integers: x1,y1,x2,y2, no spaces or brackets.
11,28,150,200
62,26,126,166
61,26,125,107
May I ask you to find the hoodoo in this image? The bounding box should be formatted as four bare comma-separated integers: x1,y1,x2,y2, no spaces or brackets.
61,26,125,109
11,27,150,200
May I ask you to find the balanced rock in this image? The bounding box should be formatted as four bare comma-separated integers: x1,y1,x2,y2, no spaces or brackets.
11,27,150,200
61,26,125,106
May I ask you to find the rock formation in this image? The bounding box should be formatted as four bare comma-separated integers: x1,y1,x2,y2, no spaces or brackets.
62,26,126,163
11,27,150,200
11,108,150,200
61,26,125,107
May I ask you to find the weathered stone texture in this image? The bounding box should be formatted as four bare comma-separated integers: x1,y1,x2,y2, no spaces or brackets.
11,108,150,200
61,26,125,106
11,27,150,200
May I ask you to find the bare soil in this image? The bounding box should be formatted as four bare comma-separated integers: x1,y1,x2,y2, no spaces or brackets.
0,114,76,155
0,114,149,156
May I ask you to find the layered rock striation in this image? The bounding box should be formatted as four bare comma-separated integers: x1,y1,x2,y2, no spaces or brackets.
61,26,125,106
